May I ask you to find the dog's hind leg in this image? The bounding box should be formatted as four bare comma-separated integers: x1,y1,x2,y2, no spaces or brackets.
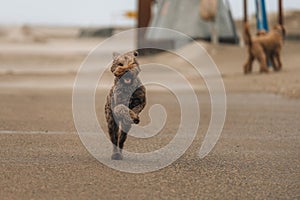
118,124,131,158
107,110,122,160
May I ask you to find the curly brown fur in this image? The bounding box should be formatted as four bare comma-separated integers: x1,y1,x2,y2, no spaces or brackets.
105,51,146,160
243,22,284,74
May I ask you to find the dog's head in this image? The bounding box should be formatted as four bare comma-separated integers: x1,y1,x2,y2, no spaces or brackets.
272,24,286,37
256,30,267,36
111,51,140,85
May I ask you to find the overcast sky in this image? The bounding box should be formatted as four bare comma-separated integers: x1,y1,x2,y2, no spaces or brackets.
0,0,299,26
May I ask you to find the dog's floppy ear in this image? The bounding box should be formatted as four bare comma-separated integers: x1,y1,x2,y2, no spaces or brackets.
111,52,120,74
113,52,120,60
111,52,121,74
111,65,117,74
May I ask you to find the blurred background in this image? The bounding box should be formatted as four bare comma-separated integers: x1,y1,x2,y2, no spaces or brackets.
0,0,299,26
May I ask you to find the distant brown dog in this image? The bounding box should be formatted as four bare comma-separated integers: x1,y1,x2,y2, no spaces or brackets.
243,22,285,74
105,51,146,160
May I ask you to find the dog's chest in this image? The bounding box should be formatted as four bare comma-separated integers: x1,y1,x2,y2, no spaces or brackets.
112,86,138,107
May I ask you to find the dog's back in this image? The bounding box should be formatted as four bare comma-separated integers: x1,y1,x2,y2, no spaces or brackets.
254,25,284,51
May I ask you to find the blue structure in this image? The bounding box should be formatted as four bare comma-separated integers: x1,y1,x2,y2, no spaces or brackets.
255,0,269,31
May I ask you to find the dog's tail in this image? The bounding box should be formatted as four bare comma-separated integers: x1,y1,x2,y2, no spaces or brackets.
243,22,252,46
280,24,286,38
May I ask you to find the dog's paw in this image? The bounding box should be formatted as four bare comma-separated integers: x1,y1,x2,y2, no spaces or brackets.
111,152,123,160
260,68,269,73
130,111,139,124
133,118,140,124
132,115,139,124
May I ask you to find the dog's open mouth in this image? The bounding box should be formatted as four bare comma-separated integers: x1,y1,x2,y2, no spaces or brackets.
123,77,132,84
121,73,133,85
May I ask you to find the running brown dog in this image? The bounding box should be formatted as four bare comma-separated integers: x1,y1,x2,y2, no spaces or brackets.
105,51,146,160
243,22,285,74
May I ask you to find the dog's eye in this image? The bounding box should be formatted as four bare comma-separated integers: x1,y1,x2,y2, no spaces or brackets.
118,63,124,66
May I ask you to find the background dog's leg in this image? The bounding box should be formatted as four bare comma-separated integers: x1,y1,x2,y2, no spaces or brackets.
270,54,279,71
257,51,269,73
244,54,254,74
275,51,282,71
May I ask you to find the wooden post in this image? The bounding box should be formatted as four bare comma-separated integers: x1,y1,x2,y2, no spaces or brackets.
211,0,218,44
278,0,283,26
137,0,152,28
244,0,248,23
211,21,218,44
137,0,152,49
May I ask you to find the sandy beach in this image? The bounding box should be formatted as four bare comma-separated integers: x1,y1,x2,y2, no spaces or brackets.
0,15,299,199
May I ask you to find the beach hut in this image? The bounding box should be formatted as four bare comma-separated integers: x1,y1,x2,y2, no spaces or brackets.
138,0,239,51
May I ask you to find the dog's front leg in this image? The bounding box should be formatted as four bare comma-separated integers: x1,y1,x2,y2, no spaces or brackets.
244,53,254,74
131,86,146,114
113,104,140,125
132,103,146,115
